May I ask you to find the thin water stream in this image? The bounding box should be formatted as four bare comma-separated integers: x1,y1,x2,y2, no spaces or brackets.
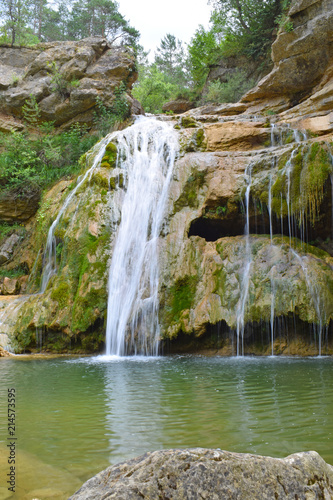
0,355,332,499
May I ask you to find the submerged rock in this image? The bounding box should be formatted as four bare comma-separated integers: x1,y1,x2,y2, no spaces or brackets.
69,448,333,499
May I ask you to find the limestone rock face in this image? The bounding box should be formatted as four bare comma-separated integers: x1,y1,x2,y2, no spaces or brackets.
0,192,40,223
205,121,270,151
0,37,138,127
242,0,333,113
69,448,333,500
0,0,332,355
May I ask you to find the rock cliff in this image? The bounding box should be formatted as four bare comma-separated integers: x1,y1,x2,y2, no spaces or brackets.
69,448,333,499
0,0,332,354
0,37,139,128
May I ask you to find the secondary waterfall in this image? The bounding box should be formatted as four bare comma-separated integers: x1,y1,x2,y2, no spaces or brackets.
40,136,111,292
236,163,253,356
105,117,178,356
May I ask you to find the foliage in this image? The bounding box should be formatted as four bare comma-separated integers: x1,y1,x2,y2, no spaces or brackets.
0,0,140,46
202,69,255,103
93,83,130,136
154,33,190,88
0,0,39,45
0,222,25,238
132,64,180,114
0,118,98,199
208,0,284,59
188,25,221,88
47,61,71,99
132,33,195,114
65,0,139,46
22,94,41,126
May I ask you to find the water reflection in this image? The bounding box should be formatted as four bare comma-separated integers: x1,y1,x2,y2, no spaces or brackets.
0,355,332,499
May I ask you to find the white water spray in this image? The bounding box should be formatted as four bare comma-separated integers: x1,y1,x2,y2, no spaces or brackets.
105,117,178,356
236,163,253,356
290,249,324,355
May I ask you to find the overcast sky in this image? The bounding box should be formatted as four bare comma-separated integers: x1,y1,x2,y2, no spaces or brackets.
118,0,212,59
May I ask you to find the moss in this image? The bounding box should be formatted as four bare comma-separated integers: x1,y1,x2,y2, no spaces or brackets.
50,282,70,309
71,287,107,332
213,267,227,298
180,116,198,128
101,161,111,168
164,276,198,325
268,142,332,224
174,168,206,210
259,190,269,205
92,170,109,188
101,141,117,168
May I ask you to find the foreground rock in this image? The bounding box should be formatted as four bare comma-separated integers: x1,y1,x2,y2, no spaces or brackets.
69,448,333,499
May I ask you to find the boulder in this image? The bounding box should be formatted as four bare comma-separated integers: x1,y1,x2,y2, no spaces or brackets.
0,116,25,133
69,448,333,499
162,99,195,114
0,346,11,357
0,233,20,264
0,46,37,90
2,277,20,295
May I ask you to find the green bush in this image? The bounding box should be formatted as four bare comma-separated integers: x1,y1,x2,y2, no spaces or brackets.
93,83,130,136
202,70,255,104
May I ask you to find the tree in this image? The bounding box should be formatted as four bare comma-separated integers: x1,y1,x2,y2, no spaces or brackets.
188,25,220,88
41,2,70,41
154,34,189,86
0,0,35,45
66,0,139,46
208,0,284,58
132,64,179,114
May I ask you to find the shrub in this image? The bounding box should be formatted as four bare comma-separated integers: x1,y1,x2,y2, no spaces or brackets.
202,70,255,104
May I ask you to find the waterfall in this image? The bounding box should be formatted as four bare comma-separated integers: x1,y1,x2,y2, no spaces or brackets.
290,249,324,355
236,163,253,356
40,136,111,293
105,117,178,357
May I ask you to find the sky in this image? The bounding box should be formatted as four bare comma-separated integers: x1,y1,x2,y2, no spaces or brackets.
117,0,212,59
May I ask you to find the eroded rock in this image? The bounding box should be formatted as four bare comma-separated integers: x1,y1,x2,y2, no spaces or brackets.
69,448,333,500
242,0,333,116
0,37,139,127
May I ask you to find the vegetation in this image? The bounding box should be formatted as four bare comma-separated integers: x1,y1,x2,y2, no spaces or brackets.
0,0,139,46
201,70,256,103
0,85,130,201
132,0,291,113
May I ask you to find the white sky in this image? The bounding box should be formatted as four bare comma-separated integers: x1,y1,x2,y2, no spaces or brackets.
118,0,212,59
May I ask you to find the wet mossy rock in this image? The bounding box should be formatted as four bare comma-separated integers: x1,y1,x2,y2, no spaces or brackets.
101,142,118,168
1,0,333,355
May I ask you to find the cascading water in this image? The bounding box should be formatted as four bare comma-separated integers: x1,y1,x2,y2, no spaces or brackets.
236,163,253,356
105,117,178,357
40,136,111,293
290,249,324,355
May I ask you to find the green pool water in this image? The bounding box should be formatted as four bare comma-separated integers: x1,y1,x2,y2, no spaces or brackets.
0,355,332,499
